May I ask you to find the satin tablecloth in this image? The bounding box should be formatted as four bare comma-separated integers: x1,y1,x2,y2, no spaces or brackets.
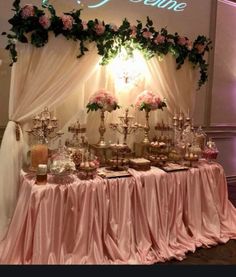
0,161,236,264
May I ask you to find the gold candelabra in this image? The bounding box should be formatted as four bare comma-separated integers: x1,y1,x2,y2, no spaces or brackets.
173,111,191,131
26,107,62,142
110,108,142,145
172,111,192,143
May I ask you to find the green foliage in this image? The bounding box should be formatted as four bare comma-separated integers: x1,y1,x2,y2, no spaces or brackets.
2,0,212,89
139,101,167,112
86,102,120,113
86,103,102,113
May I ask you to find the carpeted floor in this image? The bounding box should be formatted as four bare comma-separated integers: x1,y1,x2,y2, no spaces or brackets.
160,240,236,265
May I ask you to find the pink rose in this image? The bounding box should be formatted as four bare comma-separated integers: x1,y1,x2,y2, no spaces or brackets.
195,44,205,54
39,15,51,29
61,14,74,30
89,89,118,111
82,21,88,31
167,38,174,44
106,97,112,105
154,34,165,45
155,97,161,105
95,23,105,35
95,96,102,102
110,23,118,32
186,40,193,51
130,26,137,38
142,31,153,39
136,90,164,111
21,4,35,19
178,36,188,46
146,96,154,105
97,101,103,107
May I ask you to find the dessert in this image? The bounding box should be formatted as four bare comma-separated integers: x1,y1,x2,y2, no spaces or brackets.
129,158,151,171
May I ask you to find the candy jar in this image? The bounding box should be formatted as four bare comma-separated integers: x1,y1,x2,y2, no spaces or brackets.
202,139,219,163
195,126,207,151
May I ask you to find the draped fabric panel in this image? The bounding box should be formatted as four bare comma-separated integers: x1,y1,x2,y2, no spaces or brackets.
0,163,236,264
0,35,101,241
146,54,199,117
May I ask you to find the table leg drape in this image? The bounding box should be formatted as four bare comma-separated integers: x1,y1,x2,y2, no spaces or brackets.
0,162,236,264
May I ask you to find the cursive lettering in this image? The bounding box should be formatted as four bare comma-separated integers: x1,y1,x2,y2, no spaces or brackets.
87,0,187,12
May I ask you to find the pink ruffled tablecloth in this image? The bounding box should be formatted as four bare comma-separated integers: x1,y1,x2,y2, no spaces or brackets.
0,161,236,264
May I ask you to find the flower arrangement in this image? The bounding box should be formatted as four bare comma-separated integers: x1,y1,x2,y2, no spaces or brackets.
2,0,212,89
135,90,167,112
86,89,120,113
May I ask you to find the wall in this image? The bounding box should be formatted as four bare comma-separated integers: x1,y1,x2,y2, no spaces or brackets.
0,48,11,143
205,0,236,178
0,49,11,127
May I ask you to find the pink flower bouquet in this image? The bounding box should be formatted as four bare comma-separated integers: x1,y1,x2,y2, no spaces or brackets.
135,90,167,112
87,89,120,113
21,4,35,19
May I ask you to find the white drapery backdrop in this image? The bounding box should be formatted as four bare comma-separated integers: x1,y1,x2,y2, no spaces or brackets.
0,35,101,241
56,52,198,147
0,35,198,241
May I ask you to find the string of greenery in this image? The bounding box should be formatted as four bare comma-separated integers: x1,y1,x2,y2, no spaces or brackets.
2,0,212,89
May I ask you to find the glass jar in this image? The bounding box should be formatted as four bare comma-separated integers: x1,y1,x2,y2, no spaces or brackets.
202,139,219,162
36,164,48,185
30,137,48,171
195,126,207,151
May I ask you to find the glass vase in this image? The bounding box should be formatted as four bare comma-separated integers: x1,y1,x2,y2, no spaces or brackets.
30,137,48,172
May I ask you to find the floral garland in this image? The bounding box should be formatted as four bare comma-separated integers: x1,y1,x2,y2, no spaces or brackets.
2,0,212,89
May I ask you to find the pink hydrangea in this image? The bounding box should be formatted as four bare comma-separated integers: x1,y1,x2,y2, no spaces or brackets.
195,44,205,54
82,21,88,31
130,25,137,38
39,15,51,29
142,30,153,39
186,40,193,51
110,23,118,32
95,22,105,35
61,14,74,30
167,38,174,44
135,90,165,111
21,4,35,19
178,36,188,46
154,34,165,45
88,89,119,112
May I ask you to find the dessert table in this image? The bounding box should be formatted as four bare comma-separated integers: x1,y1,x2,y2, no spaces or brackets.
0,161,236,264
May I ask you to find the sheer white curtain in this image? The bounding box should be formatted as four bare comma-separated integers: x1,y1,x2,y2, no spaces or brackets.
0,34,101,241
146,54,199,118
57,51,198,147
